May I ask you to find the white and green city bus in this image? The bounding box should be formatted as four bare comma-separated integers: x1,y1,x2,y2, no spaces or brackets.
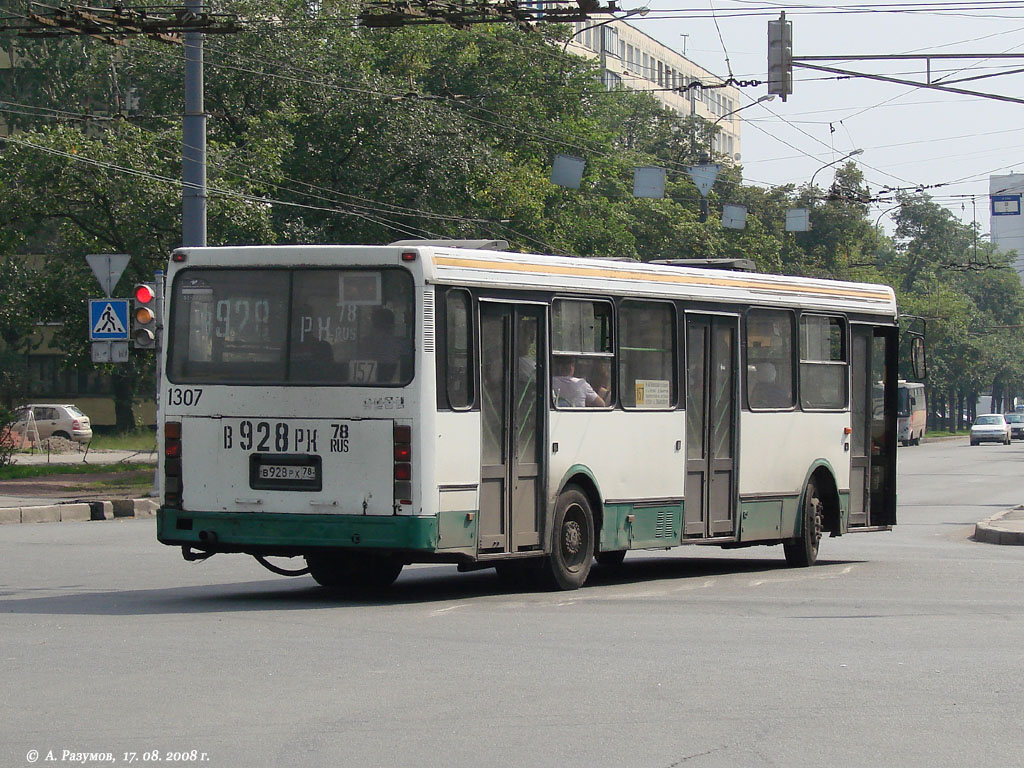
156,241,922,590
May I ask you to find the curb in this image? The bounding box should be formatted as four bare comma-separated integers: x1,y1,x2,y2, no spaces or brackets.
0,498,158,525
974,506,1024,545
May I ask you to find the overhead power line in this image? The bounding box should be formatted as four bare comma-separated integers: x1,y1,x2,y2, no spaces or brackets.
1,2,240,45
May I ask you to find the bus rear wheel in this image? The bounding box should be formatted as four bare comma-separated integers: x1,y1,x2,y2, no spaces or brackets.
543,486,594,590
305,552,403,590
784,479,822,568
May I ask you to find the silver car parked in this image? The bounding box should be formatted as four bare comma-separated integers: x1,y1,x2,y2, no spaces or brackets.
12,404,93,444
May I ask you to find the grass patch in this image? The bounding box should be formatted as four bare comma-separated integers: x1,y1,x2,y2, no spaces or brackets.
0,462,155,481
66,473,154,491
925,428,969,437
89,430,157,452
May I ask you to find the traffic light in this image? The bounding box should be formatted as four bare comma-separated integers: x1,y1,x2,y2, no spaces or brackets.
768,11,793,101
132,282,157,349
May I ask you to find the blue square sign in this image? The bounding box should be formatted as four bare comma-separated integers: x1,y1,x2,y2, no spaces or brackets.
89,299,130,340
992,194,1021,216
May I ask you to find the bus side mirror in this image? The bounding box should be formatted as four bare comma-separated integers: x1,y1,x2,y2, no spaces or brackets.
911,336,927,380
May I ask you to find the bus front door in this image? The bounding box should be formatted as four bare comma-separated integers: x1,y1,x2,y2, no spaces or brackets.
850,324,897,528
478,303,545,555
684,314,738,538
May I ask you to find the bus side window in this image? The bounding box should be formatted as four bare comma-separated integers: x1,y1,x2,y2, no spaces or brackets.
619,300,676,409
551,299,614,409
445,290,474,409
746,309,795,409
799,315,848,409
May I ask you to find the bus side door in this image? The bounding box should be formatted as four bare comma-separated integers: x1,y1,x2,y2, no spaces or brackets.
478,302,545,555
850,324,897,528
684,314,739,538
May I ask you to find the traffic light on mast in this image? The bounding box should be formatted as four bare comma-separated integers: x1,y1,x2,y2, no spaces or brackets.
132,282,157,349
768,11,793,101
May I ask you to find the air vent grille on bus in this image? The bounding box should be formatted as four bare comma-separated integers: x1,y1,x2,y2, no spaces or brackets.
655,510,674,538
422,288,435,353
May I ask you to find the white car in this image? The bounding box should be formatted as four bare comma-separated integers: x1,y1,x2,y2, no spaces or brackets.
970,414,1011,446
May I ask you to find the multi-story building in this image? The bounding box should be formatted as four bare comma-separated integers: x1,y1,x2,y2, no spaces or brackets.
990,173,1024,279
565,20,744,162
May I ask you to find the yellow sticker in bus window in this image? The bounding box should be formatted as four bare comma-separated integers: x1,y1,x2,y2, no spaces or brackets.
635,379,671,409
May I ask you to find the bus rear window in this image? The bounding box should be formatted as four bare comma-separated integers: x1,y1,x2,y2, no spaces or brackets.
168,268,414,386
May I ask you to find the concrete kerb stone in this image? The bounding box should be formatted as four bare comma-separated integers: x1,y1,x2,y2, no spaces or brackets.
89,501,113,521
3,499,158,525
0,507,20,524
59,503,92,523
111,499,137,518
974,506,1024,545
21,504,61,524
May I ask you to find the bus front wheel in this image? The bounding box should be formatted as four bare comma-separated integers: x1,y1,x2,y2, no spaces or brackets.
305,552,403,590
543,486,594,590
784,479,823,568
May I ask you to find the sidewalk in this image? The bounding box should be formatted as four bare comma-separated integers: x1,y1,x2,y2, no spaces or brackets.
974,506,1024,545
0,448,158,518
6,447,157,466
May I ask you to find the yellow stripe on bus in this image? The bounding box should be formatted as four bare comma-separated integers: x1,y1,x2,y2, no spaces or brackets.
433,255,891,302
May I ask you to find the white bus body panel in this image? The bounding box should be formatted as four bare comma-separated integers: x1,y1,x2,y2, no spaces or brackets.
181,414,394,515
548,411,686,503
738,411,851,495
434,410,482,512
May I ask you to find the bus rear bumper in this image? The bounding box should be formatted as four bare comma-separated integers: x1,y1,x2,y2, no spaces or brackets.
157,507,442,557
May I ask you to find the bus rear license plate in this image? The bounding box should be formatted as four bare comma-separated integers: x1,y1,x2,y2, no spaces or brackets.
249,453,322,491
259,465,315,481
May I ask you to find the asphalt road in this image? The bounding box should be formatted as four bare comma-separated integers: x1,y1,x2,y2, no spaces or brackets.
1,437,1022,768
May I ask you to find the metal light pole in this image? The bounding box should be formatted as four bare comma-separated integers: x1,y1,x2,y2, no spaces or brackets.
562,6,650,54
182,0,207,247
809,148,863,189
707,94,775,161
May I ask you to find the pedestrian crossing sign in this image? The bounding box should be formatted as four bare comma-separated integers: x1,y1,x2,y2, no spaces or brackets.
89,299,130,340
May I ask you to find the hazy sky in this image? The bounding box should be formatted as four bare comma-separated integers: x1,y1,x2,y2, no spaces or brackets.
631,1,1024,233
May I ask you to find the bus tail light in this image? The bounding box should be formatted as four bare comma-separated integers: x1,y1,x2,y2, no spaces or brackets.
165,421,182,506
394,423,412,507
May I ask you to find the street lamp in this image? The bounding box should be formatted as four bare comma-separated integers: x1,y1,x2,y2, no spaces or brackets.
707,94,775,161
809,148,864,189
562,6,650,53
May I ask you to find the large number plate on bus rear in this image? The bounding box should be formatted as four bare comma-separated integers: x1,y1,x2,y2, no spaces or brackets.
249,453,322,491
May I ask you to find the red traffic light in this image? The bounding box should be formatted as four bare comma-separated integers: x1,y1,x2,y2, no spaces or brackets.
134,284,155,303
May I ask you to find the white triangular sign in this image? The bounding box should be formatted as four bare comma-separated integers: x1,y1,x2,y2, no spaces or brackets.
86,254,131,297
686,164,722,197
93,302,127,335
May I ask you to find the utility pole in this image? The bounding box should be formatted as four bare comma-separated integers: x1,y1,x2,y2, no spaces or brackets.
3,3,239,246
182,0,206,247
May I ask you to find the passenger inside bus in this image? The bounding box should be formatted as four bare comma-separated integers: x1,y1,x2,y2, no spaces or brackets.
552,356,606,408
361,306,409,382
750,361,791,408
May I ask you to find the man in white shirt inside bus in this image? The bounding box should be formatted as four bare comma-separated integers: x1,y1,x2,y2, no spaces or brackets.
552,356,606,408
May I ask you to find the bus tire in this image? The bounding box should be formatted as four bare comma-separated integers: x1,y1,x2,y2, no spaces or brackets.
595,550,627,567
784,479,822,568
305,552,403,590
543,486,594,590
